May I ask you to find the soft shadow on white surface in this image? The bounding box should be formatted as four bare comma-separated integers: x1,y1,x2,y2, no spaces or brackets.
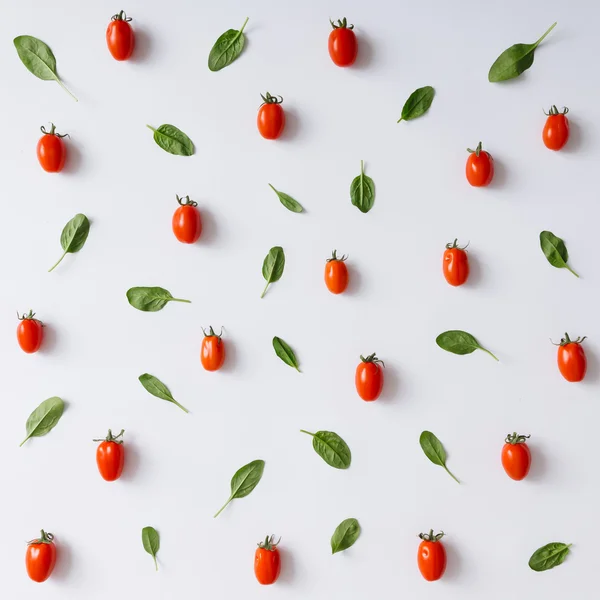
53,537,74,581
380,363,400,403
40,323,59,354
353,32,375,70
280,107,301,143
443,538,463,582
345,263,363,296
63,139,83,176
198,206,218,246
527,442,548,482
278,547,296,585
121,440,142,481
131,27,153,63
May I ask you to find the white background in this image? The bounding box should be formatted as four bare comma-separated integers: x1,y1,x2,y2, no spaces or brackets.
0,0,597,598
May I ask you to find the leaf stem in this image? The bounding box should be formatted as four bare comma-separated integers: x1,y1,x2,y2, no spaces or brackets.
239,17,249,34
172,400,190,414
55,77,78,102
48,251,67,273
19,435,31,447
170,298,191,304
299,429,314,437
480,347,499,362
535,22,557,47
146,124,157,133
213,496,232,518
153,556,158,571
444,465,460,484
565,265,579,278
397,116,403,123
260,282,270,298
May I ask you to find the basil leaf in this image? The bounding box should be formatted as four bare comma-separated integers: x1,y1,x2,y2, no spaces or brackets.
419,431,460,483
208,17,249,72
539,231,579,277
300,430,351,469
48,214,90,272
20,396,64,447
138,373,189,413
214,459,265,518
268,184,304,213
126,287,191,312
273,336,300,372
488,22,557,82
146,124,194,156
331,518,361,554
397,86,435,122
350,160,375,213
436,330,499,361
141,526,160,571
529,542,571,572
13,35,77,101
261,246,285,298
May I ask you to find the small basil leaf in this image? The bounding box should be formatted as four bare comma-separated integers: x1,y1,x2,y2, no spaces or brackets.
48,214,90,272
272,336,300,372
419,431,460,483
146,124,194,156
214,459,265,518
208,17,249,72
126,287,191,312
529,542,571,572
350,160,375,213
261,246,285,298
331,518,361,554
20,396,64,447
301,430,351,469
138,373,189,413
539,231,579,277
397,86,435,122
268,184,304,213
141,526,160,571
436,330,499,361
488,23,557,82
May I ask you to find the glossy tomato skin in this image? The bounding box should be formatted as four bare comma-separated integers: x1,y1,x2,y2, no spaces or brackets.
417,533,446,582
443,240,469,286
466,142,494,187
543,106,569,151
37,127,66,173
17,311,43,354
257,93,285,140
95,430,125,482
201,328,225,371
355,353,384,401
172,196,202,243
502,434,531,481
325,250,349,294
328,19,358,67
106,12,135,61
26,531,56,583
557,335,587,382
254,537,281,585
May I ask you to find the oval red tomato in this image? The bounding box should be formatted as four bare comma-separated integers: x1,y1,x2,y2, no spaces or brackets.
37,123,67,173
501,432,531,481
328,18,358,67
17,310,44,354
254,535,281,585
466,142,494,187
257,92,285,140
201,327,226,371
443,239,469,286
172,195,202,243
26,530,56,583
417,530,446,581
543,105,569,151
94,429,125,481
355,353,384,401
555,333,587,382
106,11,135,61
325,250,349,294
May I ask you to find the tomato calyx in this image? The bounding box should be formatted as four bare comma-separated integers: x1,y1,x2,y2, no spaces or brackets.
551,332,587,347
419,529,444,542
93,429,125,444
40,123,69,139
544,105,569,116
505,432,530,445
202,325,223,339
326,249,348,263
17,309,43,324
257,534,281,551
28,530,54,546
176,194,198,208
360,352,385,367
260,92,283,106
467,141,484,157
111,10,132,22
330,17,354,30
445,239,469,251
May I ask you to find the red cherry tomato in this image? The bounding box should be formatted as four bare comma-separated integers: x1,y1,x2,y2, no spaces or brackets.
355,353,384,401
443,239,469,286
94,429,125,481
17,310,44,354
501,432,531,481
257,92,285,140
466,141,494,187
325,250,349,294
201,327,226,371
417,530,446,582
328,18,358,67
37,123,67,173
254,535,281,585
543,105,569,151
172,195,202,244
106,11,135,61
26,530,56,583
555,333,587,382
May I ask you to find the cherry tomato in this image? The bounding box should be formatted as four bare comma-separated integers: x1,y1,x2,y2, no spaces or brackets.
355,353,384,401
328,18,358,67
37,123,67,173
254,535,281,585
26,530,56,583
17,310,44,354
201,326,225,371
172,195,202,244
443,239,469,286
257,92,285,140
543,105,569,151
501,432,531,481
555,333,587,382
94,429,125,481
106,11,135,61
466,141,494,187
417,530,446,582
325,250,349,294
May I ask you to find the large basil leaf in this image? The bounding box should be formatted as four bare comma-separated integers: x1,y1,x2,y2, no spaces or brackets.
261,246,285,298
529,542,571,572
436,330,499,361
146,124,194,156
138,373,189,413
126,287,191,312
268,184,304,213
301,430,351,469
142,526,160,571
214,459,265,517
350,160,375,213
331,518,361,554
20,397,64,447
208,18,249,72
397,86,435,122
272,336,300,371
48,214,90,272
419,431,460,483
539,231,579,277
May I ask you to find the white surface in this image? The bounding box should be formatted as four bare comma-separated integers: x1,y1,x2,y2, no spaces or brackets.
0,0,597,597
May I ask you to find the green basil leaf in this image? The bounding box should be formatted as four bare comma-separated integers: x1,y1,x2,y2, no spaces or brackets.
139,373,189,413
331,518,361,554
20,396,64,447
268,184,304,213
350,160,375,213
214,459,265,518
539,231,579,277
397,86,435,122
272,336,300,372
529,542,571,572
436,330,499,361
488,23,557,82
301,430,351,469
261,246,285,298
126,287,191,312
142,526,160,571
146,124,194,156
48,214,90,272
419,431,460,483
13,35,77,101
208,17,249,72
